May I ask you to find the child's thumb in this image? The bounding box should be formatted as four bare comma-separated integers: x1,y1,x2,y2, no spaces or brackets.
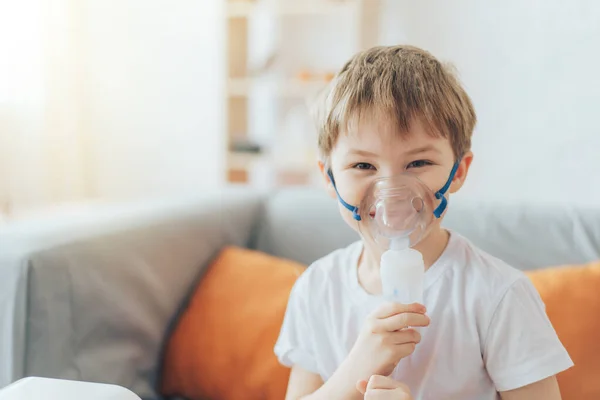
356,379,368,395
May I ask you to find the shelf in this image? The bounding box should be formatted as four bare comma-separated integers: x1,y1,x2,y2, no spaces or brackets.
227,151,316,173
227,1,356,18
227,78,329,98
227,151,265,170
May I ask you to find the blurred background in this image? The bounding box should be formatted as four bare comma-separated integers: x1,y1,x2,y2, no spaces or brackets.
1,0,599,222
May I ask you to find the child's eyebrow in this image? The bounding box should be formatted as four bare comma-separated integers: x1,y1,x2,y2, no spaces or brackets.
347,149,378,157
405,145,441,155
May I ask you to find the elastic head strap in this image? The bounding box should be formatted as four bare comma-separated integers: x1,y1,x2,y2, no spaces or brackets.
433,160,460,218
327,169,361,221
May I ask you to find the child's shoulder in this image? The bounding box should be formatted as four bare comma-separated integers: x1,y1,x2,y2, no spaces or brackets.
453,233,523,281
452,230,526,283
447,230,536,306
445,232,574,391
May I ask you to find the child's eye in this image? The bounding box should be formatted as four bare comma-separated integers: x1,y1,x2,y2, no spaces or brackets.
352,162,375,170
407,160,433,169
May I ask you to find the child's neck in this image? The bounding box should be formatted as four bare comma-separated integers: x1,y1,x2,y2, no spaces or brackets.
357,228,450,296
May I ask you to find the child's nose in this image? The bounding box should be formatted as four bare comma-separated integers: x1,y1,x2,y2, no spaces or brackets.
378,163,405,177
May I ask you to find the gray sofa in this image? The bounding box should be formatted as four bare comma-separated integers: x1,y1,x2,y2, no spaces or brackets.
1,186,599,399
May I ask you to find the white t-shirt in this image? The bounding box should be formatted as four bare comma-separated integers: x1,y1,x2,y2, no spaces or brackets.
274,230,573,400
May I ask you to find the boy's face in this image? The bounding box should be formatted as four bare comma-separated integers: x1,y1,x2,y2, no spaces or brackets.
320,115,473,234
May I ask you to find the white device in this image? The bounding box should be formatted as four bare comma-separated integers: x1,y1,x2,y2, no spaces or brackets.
380,238,425,305
0,377,142,400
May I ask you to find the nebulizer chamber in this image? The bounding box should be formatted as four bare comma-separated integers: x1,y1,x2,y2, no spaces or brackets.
380,238,425,304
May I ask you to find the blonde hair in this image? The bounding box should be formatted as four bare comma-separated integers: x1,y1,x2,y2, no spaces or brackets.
314,45,476,160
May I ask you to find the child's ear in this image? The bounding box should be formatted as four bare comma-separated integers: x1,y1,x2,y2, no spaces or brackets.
449,151,474,194
318,160,338,200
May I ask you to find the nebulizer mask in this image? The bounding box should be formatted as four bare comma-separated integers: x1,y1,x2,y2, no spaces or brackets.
327,161,460,304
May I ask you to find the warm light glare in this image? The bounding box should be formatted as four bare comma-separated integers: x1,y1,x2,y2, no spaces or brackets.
0,1,44,106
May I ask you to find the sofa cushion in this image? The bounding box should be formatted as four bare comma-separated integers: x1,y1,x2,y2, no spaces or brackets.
252,188,359,266
159,246,305,400
0,188,263,399
526,261,600,399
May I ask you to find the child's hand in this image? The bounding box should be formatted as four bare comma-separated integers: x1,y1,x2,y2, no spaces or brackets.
356,375,413,399
346,302,429,378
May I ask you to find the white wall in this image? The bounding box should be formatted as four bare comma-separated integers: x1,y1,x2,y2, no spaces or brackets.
380,1,600,206
80,0,226,200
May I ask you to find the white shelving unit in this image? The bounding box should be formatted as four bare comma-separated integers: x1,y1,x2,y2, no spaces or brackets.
224,0,381,186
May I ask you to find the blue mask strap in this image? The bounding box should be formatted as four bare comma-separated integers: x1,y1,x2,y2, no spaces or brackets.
433,160,460,218
327,169,362,221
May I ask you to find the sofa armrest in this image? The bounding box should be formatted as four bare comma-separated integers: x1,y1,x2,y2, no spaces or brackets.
0,187,263,399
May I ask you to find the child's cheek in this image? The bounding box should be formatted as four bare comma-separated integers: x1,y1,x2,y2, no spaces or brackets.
421,169,451,194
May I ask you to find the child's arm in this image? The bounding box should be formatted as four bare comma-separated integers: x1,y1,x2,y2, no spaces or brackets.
284,365,324,400
499,375,562,400
284,364,361,400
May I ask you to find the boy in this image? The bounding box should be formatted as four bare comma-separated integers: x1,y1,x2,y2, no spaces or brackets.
274,45,573,399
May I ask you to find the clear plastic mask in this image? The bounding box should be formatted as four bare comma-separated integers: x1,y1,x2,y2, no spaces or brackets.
357,174,438,251
327,160,459,252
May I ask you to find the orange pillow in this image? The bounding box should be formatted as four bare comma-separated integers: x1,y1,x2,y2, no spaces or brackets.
159,246,305,400
526,261,600,400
